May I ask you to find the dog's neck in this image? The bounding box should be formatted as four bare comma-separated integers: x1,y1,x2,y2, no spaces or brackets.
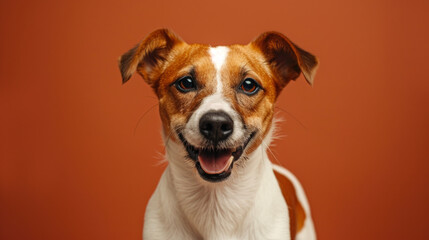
160,129,288,239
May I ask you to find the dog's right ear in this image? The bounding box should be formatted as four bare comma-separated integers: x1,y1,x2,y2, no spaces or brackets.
118,29,184,86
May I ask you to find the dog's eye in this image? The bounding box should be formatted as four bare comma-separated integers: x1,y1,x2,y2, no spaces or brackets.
175,76,197,93
239,78,260,95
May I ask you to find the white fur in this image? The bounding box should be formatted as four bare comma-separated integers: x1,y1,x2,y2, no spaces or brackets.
209,46,229,93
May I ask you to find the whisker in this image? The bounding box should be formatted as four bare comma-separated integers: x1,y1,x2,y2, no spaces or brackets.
133,103,159,136
150,128,182,166
142,95,158,100
274,106,307,130
258,133,284,167
153,151,168,167
163,126,183,156
163,128,176,150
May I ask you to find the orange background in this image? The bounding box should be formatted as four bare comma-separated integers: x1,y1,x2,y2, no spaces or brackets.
1,0,429,239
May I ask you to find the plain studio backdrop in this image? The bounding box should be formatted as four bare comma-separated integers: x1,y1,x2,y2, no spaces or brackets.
1,0,428,239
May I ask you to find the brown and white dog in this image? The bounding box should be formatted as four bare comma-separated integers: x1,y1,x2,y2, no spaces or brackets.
119,29,318,240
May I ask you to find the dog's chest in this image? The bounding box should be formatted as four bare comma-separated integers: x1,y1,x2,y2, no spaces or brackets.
147,160,291,240
180,187,290,240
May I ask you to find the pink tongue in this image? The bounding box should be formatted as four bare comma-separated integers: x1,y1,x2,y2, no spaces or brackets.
198,150,233,174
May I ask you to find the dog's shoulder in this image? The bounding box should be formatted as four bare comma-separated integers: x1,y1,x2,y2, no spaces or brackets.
272,164,311,240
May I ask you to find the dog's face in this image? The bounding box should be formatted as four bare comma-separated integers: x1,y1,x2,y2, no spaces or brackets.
119,29,318,182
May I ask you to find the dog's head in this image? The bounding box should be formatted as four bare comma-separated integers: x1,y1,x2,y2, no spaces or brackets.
119,29,318,182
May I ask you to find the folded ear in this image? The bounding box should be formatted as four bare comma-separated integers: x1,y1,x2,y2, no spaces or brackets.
118,29,184,86
251,31,319,87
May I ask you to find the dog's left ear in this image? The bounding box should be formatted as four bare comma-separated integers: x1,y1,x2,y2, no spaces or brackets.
251,31,319,87
118,29,184,86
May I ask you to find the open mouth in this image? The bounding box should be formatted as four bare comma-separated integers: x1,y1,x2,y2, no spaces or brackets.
178,132,255,182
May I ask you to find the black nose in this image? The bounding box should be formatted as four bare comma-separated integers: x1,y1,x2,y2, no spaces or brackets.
199,111,234,142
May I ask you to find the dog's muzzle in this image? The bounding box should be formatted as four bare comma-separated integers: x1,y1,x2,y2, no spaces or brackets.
178,110,255,182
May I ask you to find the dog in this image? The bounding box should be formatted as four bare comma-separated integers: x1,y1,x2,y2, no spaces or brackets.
119,29,318,240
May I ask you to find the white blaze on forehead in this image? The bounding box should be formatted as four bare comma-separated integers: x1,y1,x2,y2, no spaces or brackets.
181,46,245,148
209,46,229,93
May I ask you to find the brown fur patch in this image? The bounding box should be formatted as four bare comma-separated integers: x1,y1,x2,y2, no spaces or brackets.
274,170,307,239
